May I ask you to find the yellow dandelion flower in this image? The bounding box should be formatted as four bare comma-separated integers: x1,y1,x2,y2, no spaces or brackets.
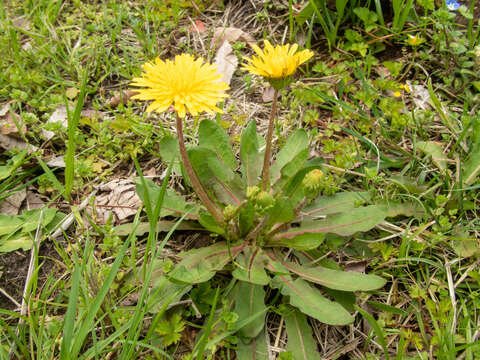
242,40,314,89
393,91,402,98
131,54,229,118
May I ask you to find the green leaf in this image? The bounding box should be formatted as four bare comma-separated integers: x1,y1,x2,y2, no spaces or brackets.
267,232,324,250
0,214,23,236
135,178,199,218
240,121,263,187
0,233,31,252
266,197,294,228
189,147,245,205
234,282,267,339
236,331,269,360
277,205,387,237
452,237,480,258
283,261,386,291
238,202,255,236
198,212,225,236
158,136,182,175
463,145,480,185
417,141,447,172
272,277,353,325
155,313,185,346
284,308,321,360
302,191,371,220
270,129,309,185
169,242,242,284
232,247,270,285
382,201,425,218
198,119,237,170
21,208,57,232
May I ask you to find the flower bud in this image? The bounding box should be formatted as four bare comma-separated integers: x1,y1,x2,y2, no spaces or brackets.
255,191,275,209
303,169,324,192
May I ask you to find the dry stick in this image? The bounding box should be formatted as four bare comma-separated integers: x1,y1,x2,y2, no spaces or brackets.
261,89,279,191
175,115,224,225
9,210,43,359
0,287,21,309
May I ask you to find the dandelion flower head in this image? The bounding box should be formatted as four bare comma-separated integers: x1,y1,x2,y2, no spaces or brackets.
131,54,229,118
242,40,314,80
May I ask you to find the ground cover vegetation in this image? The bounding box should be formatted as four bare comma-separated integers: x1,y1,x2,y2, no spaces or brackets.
0,0,479,359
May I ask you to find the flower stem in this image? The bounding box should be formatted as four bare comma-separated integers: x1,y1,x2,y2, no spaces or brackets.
175,115,224,225
261,89,279,191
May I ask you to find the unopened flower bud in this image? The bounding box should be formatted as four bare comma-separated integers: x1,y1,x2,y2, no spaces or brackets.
303,169,324,192
255,191,274,209
246,186,260,199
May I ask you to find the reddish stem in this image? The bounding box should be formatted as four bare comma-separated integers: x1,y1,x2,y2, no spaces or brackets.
261,89,279,191
175,115,224,225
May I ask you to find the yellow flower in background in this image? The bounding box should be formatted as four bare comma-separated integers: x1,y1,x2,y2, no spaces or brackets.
406,34,425,47
131,54,229,118
242,40,314,88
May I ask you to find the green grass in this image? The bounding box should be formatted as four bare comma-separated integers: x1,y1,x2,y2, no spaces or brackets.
1,0,480,359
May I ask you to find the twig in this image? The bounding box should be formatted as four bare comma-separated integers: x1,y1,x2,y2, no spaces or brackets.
0,287,21,309
51,190,98,239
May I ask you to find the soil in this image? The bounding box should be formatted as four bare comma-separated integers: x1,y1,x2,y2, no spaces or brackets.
0,241,61,311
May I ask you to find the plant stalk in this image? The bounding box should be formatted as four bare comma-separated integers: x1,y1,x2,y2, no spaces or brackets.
175,115,224,225
261,89,279,191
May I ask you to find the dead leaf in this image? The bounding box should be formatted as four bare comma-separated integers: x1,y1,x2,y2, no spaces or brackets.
0,104,9,116
66,87,79,99
0,134,39,153
46,155,65,168
42,105,68,141
212,27,255,49
189,19,206,33
24,190,46,210
262,86,276,103
0,188,26,215
0,106,26,136
108,90,137,108
410,83,431,110
81,109,104,120
92,179,141,224
92,161,107,173
214,41,238,86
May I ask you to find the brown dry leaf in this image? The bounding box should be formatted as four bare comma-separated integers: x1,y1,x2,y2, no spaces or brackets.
108,90,137,108
0,133,39,153
214,41,238,86
262,86,276,103
0,106,26,136
42,105,68,140
93,179,141,224
24,190,45,210
46,155,65,168
81,109,104,120
0,188,26,215
66,87,79,99
212,27,255,49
